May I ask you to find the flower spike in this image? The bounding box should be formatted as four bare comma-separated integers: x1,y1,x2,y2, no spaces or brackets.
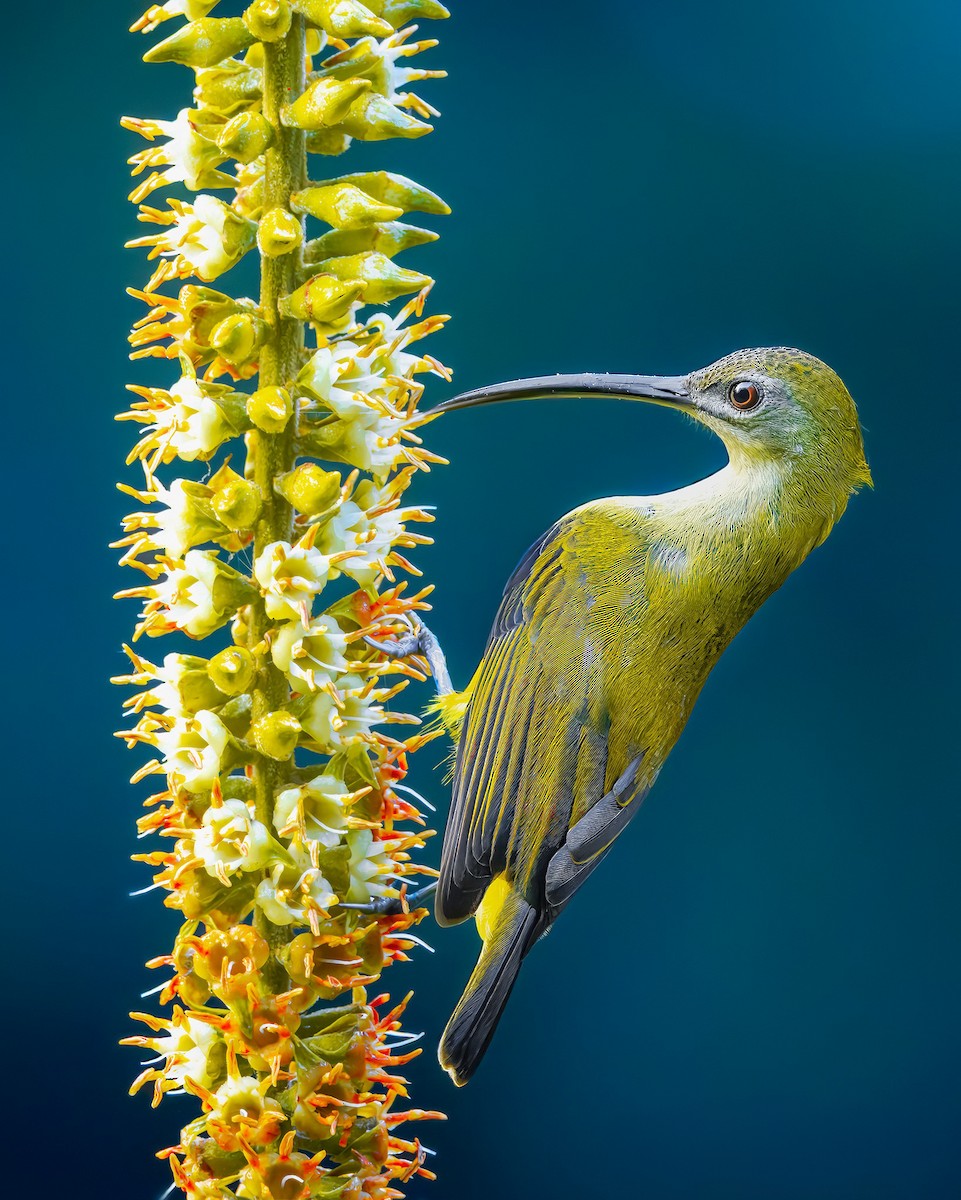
118,5,448,1198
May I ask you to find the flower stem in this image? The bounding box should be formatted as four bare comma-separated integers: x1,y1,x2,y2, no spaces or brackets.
249,13,307,986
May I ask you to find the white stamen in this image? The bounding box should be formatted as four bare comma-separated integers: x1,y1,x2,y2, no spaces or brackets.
140,979,171,997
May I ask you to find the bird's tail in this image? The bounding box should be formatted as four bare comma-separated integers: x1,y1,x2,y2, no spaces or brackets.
438,882,539,1086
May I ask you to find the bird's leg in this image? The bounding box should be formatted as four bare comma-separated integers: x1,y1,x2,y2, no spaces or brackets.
365,612,453,696
350,614,451,917
338,880,438,917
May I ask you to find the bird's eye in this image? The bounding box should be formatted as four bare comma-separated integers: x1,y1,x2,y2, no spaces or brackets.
728,380,763,411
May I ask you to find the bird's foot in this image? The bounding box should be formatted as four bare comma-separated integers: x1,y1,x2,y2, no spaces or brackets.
365,613,453,696
337,880,438,917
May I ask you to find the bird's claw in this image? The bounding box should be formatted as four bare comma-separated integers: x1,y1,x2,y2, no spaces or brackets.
364,614,453,695
364,612,422,659
337,881,437,917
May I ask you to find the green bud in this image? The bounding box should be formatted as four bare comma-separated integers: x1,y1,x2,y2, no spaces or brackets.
291,183,402,231
222,772,255,802
208,646,256,697
291,0,392,38
251,711,301,760
216,111,274,163
367,0,449,23
274,463,342,516
247,386,293,433
209,313,269,366
339,92,432,141
143,17,255,69
305,220,437,262
281,77,370,131
257,207,304,258
279,275,366,323
305,129,353,157
313,251,431,304
211,478,263,531
195,61,264,118
170,658,229,713
243,0,292,41
322,170,449,216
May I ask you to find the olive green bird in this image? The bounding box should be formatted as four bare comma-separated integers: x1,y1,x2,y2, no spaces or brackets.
369,347,871,1087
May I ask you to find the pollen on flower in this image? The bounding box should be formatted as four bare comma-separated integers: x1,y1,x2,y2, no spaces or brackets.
118,6,448,1199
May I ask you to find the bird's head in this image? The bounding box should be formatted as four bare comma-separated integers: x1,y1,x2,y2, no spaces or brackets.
432,346,872,495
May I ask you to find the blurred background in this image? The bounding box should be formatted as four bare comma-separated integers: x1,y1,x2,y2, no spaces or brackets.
4,0,959,1196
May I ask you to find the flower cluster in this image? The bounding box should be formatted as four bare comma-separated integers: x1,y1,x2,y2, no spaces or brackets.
116,3,449,1196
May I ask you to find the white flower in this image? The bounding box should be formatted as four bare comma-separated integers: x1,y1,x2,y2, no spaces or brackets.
318,408,412,479
298,341,386,423
149,550,253,638
346,30,440,112
298,674,384,751
163,195,256,282
139,373,240,465
133,0,218,34
194,799,272,883
255,847,337,928
316,495,405,587
142,195,256,285
273,772,353,846
346,828,392,903
253,541,336,621
298,329,429,422
151,1011,219,1090
125,478,227,561
270,615,349,691
154,709,230,793
125,109,230,199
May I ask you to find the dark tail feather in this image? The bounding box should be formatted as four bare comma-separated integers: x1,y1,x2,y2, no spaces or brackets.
438,890,539,1086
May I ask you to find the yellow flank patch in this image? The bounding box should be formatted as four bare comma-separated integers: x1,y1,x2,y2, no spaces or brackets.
475,874,512,944
428,687,470,735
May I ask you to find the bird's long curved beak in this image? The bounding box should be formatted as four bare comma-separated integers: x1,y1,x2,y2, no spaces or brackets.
426,372,692,415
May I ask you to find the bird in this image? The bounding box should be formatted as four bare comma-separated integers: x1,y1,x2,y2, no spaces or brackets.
370,346,871,1087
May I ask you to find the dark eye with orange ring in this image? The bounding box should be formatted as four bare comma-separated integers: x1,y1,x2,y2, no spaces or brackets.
729,380,763,411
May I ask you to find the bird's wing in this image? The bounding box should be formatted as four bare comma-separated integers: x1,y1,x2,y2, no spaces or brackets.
437,503,651,927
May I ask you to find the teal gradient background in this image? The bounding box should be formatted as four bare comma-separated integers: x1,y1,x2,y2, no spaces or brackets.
5,1,959,1196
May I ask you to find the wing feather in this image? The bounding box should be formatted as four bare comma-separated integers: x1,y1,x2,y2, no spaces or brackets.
437,504,652,928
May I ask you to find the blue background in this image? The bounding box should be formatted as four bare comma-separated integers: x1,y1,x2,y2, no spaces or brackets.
5,1,959,1196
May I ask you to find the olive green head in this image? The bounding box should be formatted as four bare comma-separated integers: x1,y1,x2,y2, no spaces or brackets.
434,346,872,495
683,347,872,489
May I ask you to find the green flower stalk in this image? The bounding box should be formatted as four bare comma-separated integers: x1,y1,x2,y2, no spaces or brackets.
114,3,450,1196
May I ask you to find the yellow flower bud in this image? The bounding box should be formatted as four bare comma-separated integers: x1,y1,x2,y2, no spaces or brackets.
247,386,294,433
275,463,342,516
143,17,255,68
257,208,303,258
195,60,264,118
209,313,269,366
323,169,450,216
304,128,353,158
251,711,301,760
279,275,366,323
281,77,370,131
211,477,263,530
208,646,256,696
372,0,450,22
291,0,391,38
314,251,430,304
291,183,402,230
305,220,437,263
340,92,432,141
243,0,292,41
216,111,274,163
